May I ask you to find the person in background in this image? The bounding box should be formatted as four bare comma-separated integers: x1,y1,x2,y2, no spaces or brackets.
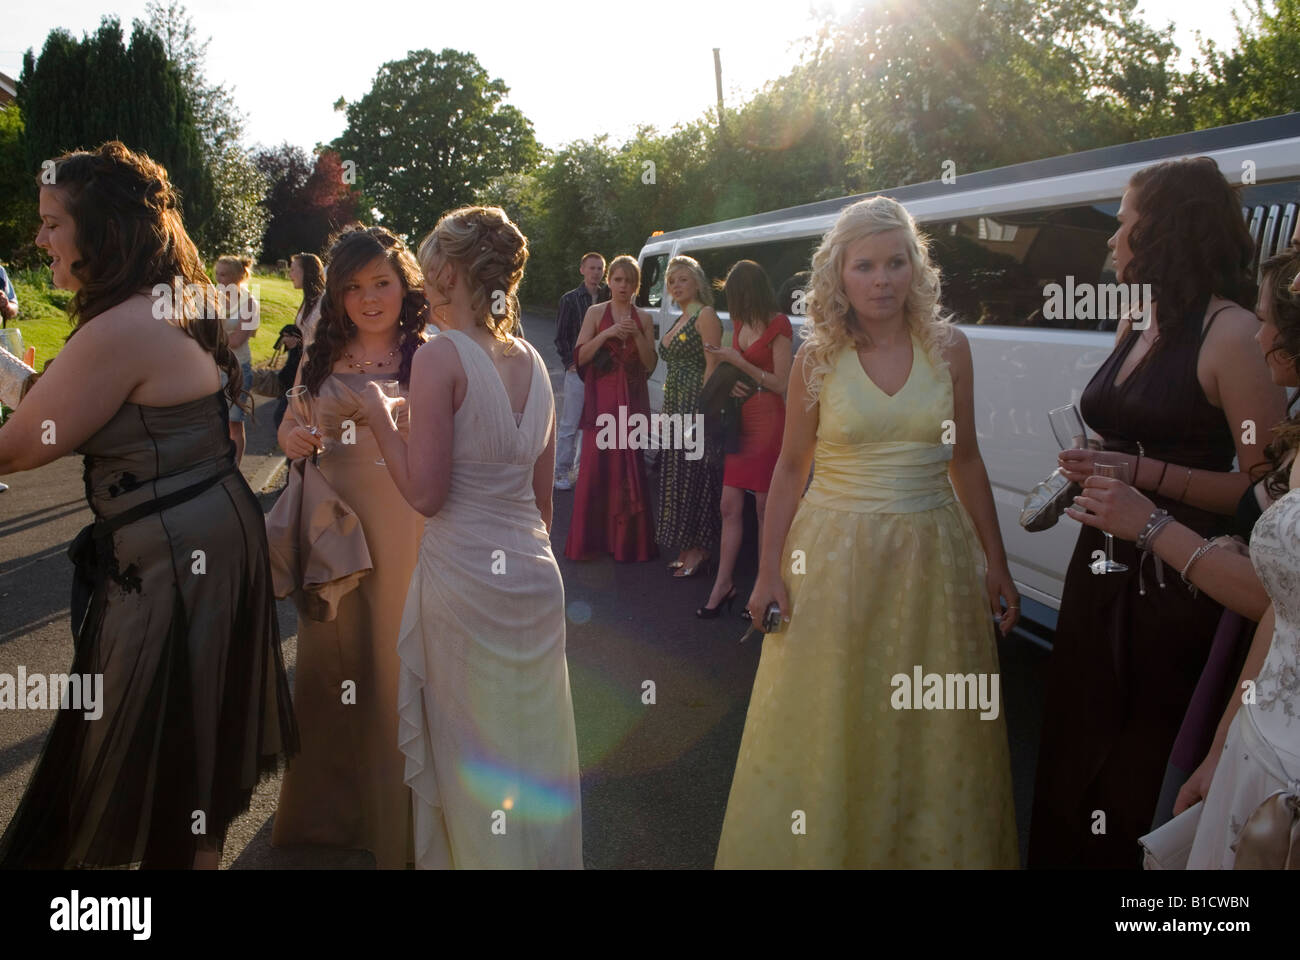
215,255,260,467
699,261,792,617
0,265,15,492
273,253,324,429
292,252,325,344
564,255,658,562
553,252,609,490
655,255,723,578
0,262,17,324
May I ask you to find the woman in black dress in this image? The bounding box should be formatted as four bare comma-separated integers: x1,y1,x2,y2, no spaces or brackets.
1028,157,1286,868
0,141,297,869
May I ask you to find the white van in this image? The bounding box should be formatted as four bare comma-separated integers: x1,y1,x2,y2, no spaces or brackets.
635,113,1300,636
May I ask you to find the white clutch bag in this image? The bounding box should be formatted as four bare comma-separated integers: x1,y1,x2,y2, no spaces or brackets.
1139,802,1202,870
0,342,36,410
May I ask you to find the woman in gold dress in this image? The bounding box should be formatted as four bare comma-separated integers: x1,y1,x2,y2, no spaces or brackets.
269,226,427,868
717,196,1020,868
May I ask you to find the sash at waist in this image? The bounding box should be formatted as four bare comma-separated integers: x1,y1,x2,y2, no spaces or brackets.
802,439,955,514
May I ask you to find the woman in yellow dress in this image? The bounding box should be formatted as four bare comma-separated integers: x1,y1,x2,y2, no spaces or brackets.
717,196,1020,868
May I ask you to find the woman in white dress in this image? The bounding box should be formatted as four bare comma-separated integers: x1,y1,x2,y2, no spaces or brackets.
361,205,583,869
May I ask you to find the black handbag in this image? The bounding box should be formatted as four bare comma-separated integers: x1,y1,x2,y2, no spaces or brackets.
699,365,757,455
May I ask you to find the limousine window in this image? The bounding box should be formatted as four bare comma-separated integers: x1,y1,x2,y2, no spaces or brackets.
679,237,817,314
925,204,1122,330
638,253,668,309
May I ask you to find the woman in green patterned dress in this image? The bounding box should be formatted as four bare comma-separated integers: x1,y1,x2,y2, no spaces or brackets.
655,256,724,579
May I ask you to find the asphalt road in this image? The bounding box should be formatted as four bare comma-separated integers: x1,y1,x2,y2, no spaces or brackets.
0,310,1050,868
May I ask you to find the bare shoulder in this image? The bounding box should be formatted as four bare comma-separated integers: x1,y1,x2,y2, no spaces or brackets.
507,334,541,367
417,331,462,372
1203,300,1260,347
939,323,970,359
77,293,204,360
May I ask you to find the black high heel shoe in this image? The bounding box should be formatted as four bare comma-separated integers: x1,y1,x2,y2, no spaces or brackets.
696,586,737,619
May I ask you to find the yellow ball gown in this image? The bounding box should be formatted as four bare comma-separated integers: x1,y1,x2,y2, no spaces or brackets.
715,339,1018,868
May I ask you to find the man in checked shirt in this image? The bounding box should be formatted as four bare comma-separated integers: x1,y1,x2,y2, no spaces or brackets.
553,252,609,490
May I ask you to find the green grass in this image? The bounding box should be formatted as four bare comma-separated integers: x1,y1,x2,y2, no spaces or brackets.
4,270,301,368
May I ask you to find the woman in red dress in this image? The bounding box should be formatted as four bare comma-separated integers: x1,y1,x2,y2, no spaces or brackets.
700,260,793,616
564,255,659,562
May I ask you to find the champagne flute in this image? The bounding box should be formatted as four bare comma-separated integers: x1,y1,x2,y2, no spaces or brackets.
1049,403,1088,450
372,379,401,465
285,384,324,465
1089,461,1132,575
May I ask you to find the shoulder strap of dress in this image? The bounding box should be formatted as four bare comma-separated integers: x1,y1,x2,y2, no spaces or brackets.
1200,303,1234,345
755,313,787,348
441,327,480,371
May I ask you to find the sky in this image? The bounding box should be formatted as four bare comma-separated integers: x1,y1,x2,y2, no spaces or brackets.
0,0,1258,156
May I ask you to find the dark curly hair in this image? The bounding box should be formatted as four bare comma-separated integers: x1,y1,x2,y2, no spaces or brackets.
40,140,242,408
1124,157,1256,337
1252,247,1300,499
302,225,429,395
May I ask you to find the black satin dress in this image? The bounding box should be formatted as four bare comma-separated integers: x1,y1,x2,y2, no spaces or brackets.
0,390,297,868
1028,300,1236,869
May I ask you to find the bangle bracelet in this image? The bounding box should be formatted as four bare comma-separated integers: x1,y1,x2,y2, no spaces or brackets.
1143,515,1175,551
1155,460,1169,495
1180,537,1223,595
1135,508,1170,551
1179,466,1193,502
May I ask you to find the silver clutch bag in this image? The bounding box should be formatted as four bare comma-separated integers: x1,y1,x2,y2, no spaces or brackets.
1019,468,1080,532
0,342,36,410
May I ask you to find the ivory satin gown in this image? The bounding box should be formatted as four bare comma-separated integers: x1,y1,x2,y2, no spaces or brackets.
399,330,583,869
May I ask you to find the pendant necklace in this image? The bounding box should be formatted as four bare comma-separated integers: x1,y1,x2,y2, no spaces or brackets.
344,337,402,372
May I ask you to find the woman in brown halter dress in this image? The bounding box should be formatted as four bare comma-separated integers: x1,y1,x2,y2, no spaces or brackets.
1028,158,1287,869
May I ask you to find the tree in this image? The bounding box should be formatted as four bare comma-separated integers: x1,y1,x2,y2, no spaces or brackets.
19,18,213,237
0,104,41,266
255,143,359,260
799,0,1189,190
333,48,539,241
138,0,267,258
1185,0,1300,126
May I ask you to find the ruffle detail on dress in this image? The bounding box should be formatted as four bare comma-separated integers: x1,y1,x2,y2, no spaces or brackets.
265,456,373,621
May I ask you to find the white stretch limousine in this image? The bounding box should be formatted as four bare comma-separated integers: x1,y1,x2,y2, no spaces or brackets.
635,113,1300,638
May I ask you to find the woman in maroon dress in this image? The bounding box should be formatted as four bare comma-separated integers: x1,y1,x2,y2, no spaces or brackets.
699,260,793,616
564,255,659,562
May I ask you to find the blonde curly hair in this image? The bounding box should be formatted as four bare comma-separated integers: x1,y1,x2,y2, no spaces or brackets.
802,196,951,407
418,205,529,349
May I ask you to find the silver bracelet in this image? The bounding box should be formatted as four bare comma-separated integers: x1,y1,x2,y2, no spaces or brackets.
1143,515,1175,551
1180,538,1225,595
1135,508,1171,551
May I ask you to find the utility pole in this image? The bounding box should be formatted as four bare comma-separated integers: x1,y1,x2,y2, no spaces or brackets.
713,47,725,133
